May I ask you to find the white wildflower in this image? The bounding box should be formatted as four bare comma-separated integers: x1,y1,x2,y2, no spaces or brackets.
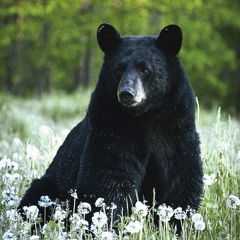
226,195,240,209
6,209,19,222
2,188,19,207
95,197,105,208
174,207,187,220
12,137,23,149
23,205,39,221
54,206,67,221
3,173,22,185
25,143,39,160
109,202,117,210
39,125,52,137
30,235,40,240
69,189,78,199
3,229,17,240
38,195,55,208
0,157,12,170
191,213,203,223
100,231,116,240
203,174,217,185
78,202,92,214
156,204,174,222
134,201,148,217
125,220,142,234
92,211,108,229
194,220,206,231
70,213,89,230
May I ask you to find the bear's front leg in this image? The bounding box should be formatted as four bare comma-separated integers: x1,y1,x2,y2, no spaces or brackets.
75,133,147,222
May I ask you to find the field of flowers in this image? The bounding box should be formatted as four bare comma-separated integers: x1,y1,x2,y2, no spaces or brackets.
0,91,239,240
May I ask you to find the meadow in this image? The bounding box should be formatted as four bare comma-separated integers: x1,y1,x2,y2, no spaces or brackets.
0,90,239,240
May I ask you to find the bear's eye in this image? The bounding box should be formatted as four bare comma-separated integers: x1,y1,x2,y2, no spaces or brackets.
142,69,149,75
116,69,124,76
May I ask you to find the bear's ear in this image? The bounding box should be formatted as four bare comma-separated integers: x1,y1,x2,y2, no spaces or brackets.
97,23,122,53
157,25,182,55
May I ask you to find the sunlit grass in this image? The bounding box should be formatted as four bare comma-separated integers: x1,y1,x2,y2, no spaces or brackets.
0,92,239,239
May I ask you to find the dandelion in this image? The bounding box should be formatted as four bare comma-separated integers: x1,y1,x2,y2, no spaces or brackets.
156,204,174,222
54,206,67,221
23,205,39,221
25,143,39,160
3,229,17,240
39,125,52,137
0,157,12,170
125,220,142,234
12,137,23,149
92,211,108,229
100,231,116,240
237,150,240,159
6,209,19,222
38,195,55,208
3,173,22,185
226,195,240,209
78,202,92,215
203,174,217,185
191,213,203,223
95,197,105,208
2,188,20,207
134,201,148,217
70,213,89,230
69,189,78,199
30,235,40,240
194,220,206,231
174,207,187,220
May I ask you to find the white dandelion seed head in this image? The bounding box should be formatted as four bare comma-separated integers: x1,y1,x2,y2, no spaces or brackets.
156,204,174,222
134,201,148,217
38,195,55,208
203,174,217,186
3,229,16,240
6,209,19,222
39,125,52,137
3,173,22,185
92,211,108,228
174,207,187,220
23,205,39,221
194,220,206,231
78,202,91,214
125,220,142,234
54,206,67,221
237,150,240,159
191,213,203,223
0,157,12,170
12,137,23,148
25,143,39,160
95,197,105,208
100,231,116,240
226,194,240,209
69,189,78,199
30,235,40,240
1,188,19,207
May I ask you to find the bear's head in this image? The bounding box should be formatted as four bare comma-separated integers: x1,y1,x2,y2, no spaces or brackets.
97,23,183,116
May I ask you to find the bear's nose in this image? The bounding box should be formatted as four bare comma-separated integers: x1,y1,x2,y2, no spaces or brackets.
118,88,136,106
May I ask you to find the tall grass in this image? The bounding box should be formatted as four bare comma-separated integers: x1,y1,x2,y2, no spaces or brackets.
0,92,239,239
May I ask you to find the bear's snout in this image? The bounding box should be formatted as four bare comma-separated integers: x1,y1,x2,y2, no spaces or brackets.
118,87,136,107
117,75,146,108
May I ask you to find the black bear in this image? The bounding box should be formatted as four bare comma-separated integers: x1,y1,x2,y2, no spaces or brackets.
18,23,203,228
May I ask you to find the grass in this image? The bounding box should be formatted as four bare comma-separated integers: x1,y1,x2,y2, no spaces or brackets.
0,90,239,239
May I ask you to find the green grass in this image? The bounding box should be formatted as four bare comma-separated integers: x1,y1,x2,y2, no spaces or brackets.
0,91,239,239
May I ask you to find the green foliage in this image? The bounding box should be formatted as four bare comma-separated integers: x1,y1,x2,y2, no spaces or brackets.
0,0,239,112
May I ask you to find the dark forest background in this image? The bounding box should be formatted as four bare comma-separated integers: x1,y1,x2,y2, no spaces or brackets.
0,0,240,114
